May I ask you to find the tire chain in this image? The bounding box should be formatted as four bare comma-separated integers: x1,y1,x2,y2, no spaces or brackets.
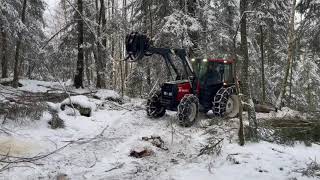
177,94,199,127
213,85,236,116
146,91,165,117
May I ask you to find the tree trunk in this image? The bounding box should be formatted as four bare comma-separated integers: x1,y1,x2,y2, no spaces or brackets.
85,50,91,86
121,0,127,96
276,0,296,108
119,36,124,96
96,0,107,88
232,5,244,146
12,0,27,88
240,0,258,140
1,30,8,78
110,0,115,89
260,25,266,103
289,40,298,106
74,0,84,88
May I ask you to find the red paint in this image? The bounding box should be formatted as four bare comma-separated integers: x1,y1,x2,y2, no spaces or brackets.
176,82,191,101
176,81,201,101
208,59,234,64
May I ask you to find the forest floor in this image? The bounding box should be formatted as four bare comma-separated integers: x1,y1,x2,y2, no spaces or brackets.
0,79,320,180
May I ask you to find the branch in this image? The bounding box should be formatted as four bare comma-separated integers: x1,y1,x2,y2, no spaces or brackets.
41,22,75,50
105,163,125,172
198,138,224,157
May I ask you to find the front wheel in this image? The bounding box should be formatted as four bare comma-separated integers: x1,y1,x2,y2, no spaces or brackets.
146,91,166,118
213,86,240,118
177,94,199,127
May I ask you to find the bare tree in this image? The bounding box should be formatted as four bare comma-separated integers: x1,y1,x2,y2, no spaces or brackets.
12,0,27,88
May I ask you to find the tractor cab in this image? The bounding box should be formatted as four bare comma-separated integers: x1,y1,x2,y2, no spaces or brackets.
191,58,235,86
191,58,235,111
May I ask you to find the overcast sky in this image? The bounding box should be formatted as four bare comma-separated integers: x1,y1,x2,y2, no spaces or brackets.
43,0,59,36
44,0,58,18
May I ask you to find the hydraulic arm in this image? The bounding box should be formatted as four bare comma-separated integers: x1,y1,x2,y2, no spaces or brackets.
125,32,194,81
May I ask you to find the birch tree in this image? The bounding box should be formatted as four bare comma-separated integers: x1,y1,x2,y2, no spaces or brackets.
276,0,297,108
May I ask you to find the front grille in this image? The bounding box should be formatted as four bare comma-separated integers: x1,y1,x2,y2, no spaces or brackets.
160,83,177,110
160,98,171,106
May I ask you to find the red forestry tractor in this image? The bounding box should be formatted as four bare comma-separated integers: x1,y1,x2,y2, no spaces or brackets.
125,32,240,127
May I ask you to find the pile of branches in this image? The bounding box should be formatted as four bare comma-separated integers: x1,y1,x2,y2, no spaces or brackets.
295,159,320,177
0,84,98,125
258,117,320,145
198,138,224,157
0,102,46,125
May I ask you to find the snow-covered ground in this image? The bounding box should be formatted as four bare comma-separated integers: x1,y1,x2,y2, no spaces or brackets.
1,80,320,180
18,79,73,93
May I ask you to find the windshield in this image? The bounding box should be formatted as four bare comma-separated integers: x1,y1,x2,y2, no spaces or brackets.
191,60,207,84
223,64,234,83
191,59,234,85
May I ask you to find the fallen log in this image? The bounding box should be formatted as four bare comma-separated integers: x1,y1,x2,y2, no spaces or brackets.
255,104,277,113
0,78,23,87
243,103,276,113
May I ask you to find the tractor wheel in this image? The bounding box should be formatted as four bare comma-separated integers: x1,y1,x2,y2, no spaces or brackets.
177,94,199,127
213,86,240,118
146,91,166,118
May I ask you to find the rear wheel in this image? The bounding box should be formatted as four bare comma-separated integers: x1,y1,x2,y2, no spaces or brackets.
213,86,239,118
177,94,199,127
146,91,166,118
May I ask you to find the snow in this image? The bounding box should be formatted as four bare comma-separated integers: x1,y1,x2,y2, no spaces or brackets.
1,84,320,179
94,89,121,100
61,95,97,112
18,79,71,93
166,142,320,180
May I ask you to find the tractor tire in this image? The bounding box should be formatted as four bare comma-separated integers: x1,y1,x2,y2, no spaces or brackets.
146,91,166,118
213,86,240,118
177,94,199,127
